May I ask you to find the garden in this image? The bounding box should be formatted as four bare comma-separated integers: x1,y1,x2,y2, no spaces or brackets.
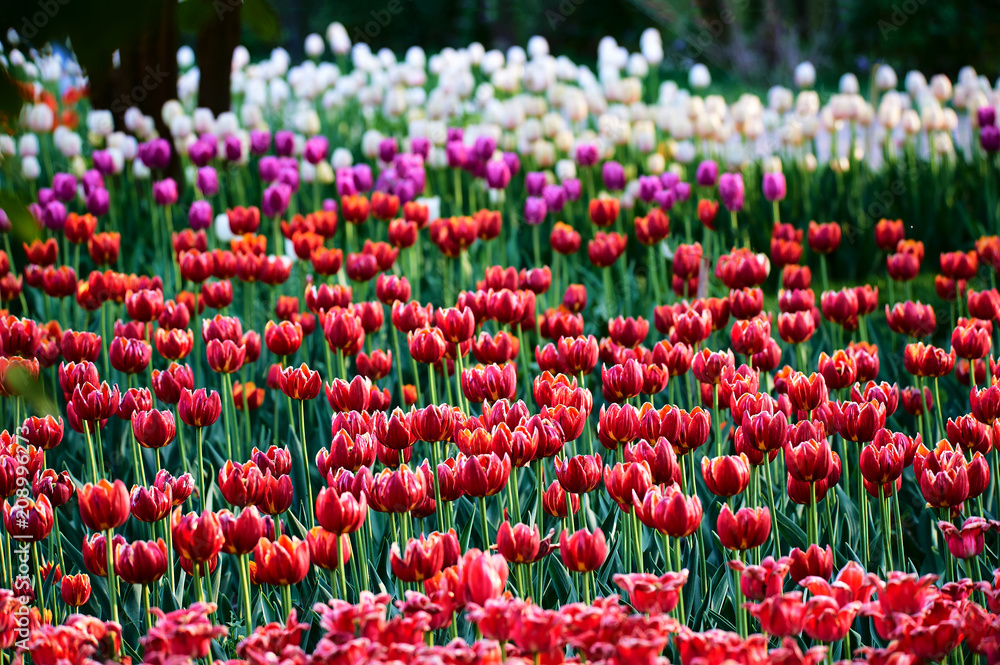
0,21,998,665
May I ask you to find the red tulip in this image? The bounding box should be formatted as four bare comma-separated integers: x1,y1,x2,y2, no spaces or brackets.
79,479,130,531
171,508,225,563
717,503,770,550
178,388,222,427
254,535,310,586
307,527,352,571
115,539,168,585
61,573,91,606
218,506,264,555
2,494,53,542
701,454,751,497
391,533,446,582
560,527,607,573
315,486,367,534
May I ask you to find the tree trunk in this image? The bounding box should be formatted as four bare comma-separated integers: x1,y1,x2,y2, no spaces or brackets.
197,0,241,115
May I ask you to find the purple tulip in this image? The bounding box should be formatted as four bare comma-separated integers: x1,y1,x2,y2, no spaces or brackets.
250,130,271,155
467,159,486,179
718,173,745,212
638,175,662,203
153,178,179,206
37,188,54,206
261,183,292,218
86,188,109,217
336,168,358,197
0,209,10,233
224,135,243,162
395,179,416,203
660,172,680,189
978,106,997,128
695,160,719,187
278,167,300,193
27,204,42,226
274,130,295,157
575,143,599,167
447,127,464,143
188,200,213,230
323,198,338,212
523,172,546,196
675,182,692,203
82,170,104,196
43,201,67,230
259,156,280,183
473,135,497,162
602,161,626,191
139,138,171,170
410,137,430,159
200,134,219,161
653,188,677,211
188,141,213,167
502,152,521,177
563,178,582,202
485,160,511,190
524,196,548,225
981,125,1000,153
378,138,398,164
303,136,329,165
762,172,787,202
197,167,219,196
93,150,115,175
543,184,566,213
353,164,373,192
52,173,77,202
446,141,467,169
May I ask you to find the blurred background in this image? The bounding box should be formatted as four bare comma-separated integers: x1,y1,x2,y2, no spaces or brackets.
1,0,999,129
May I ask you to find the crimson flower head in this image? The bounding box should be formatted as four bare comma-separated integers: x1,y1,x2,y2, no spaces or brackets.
691,348,735,385
614,570,689,614
279,363,322,401
832,399,885,443
70,381,120,422
903,342,955,378
885,301,936,337
717,503,771,550
315,486,367,534
560,527,607,573
601,359,644,402
171,507,225,564
178,388,222,428
937,517,991,558
116,539,169,585
218,506,264,555
78,479,130,531
807,221,841,254
3,494,53,542
786,372,828,413
390,533,445,582
495,521,547,564
952,320,992,359
728,555,789,601
970,383,1000,423
787,544,834,584
264,320,303,357
746,592,807,637
458,453,511,498
701,454,751,497
367,464,427,513
130,483,172,522
254,535,311,586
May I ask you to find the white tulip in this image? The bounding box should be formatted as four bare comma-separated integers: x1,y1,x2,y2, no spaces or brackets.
21,155,40,180
688,64,711,89
177,45,195,69
794,62,816,88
